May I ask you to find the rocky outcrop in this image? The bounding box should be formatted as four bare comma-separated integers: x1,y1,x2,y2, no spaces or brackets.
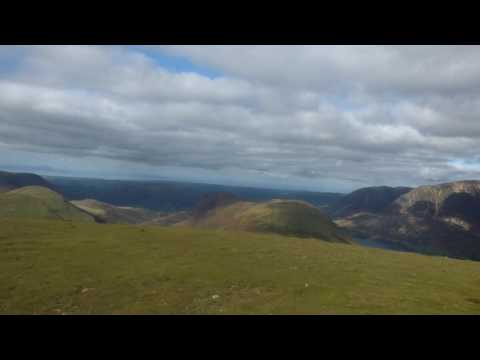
392,180,480,217
334,181,480,260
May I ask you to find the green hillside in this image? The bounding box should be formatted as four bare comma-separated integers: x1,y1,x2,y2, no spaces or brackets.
2,218,480,314
181,198,350,244
0,186,94,222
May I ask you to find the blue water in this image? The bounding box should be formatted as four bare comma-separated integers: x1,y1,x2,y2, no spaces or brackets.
353,238,410,253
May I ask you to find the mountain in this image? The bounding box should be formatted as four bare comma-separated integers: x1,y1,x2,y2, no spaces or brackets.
71,199,163,224
178,192,351,243
47,176,342,212
0,171,55,193
0,186,94,222
392,180,480,222
335,181,480,260
328,186,412,217
3,217,480,314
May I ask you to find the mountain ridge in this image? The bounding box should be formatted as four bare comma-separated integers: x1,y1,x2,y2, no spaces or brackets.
334,180,480,260
328,185,412,217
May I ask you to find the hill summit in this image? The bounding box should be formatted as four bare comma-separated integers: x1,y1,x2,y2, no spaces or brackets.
0,186,94,222
179,193,351,243
0,171,54,193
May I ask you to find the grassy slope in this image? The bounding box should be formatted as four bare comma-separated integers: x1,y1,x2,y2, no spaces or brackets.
181,199,351,244
0,186,94,222
2,218,480,314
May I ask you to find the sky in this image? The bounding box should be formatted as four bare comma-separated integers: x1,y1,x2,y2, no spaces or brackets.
1,45,480,193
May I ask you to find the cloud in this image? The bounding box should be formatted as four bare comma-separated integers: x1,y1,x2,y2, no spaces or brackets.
1,45,480,192
156,45,480,95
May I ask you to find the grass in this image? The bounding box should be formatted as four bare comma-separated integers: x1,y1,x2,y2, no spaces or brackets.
2,217,480,314
0,186,94,222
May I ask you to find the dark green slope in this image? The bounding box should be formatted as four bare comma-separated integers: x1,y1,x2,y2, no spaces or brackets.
0,170,55,193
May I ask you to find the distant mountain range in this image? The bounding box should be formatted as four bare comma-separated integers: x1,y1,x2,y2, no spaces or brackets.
4,169,480,260
0,170,350,243
45,176,342,212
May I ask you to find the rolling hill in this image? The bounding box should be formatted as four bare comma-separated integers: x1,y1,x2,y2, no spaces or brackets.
0,170,55,193
2,217,480,314
0,186,94,222
178,193,351,243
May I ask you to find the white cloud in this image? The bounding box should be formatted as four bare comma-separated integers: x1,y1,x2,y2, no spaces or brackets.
2,45,480,191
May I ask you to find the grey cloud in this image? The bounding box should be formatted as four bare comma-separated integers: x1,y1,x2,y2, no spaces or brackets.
2,45,480,191
157,45,480,96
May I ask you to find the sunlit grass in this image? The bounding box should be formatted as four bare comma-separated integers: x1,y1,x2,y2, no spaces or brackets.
1,218,480,314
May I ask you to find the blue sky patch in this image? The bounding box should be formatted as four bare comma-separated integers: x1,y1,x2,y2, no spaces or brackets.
128,46,222,79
